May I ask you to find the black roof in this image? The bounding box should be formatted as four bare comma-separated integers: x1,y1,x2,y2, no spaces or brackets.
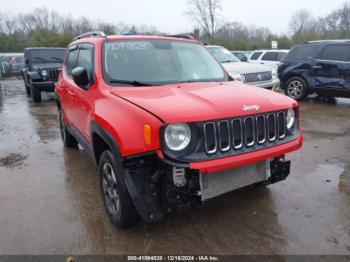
24,47,66,51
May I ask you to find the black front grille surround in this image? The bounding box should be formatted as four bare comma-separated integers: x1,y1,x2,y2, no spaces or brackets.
244,71,272,83
160,109,299,163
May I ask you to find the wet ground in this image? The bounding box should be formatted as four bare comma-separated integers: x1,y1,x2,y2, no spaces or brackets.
0,79,349,255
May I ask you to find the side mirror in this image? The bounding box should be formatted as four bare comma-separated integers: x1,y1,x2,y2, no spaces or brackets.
72,67,90,89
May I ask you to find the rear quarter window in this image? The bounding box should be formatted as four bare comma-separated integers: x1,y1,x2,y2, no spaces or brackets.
285,45,314,60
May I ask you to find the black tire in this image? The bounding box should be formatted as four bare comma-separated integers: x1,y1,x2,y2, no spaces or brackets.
99,150,138,228
58,108,78,148
31,88,42,103
25,85,31,96
285,76,309,101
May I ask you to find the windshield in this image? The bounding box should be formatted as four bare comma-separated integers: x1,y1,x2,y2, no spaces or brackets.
30,49,65,63
207,46,241,63
102,40,227,86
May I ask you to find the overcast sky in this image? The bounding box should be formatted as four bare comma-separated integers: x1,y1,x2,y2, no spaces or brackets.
0,0,348,34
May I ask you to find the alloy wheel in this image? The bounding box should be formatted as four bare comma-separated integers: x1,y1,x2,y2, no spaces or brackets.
102,163,120,216
287,80,304,99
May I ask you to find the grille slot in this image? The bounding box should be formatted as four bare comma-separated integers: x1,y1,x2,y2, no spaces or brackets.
267,114,277,142
244,117,255,147
256,115,266,144
232,119,243,149
218,120,230,152
203,122,217,154
49,69,59,81
277,112,286,139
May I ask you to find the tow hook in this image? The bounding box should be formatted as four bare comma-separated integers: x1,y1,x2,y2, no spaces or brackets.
268,156,291,184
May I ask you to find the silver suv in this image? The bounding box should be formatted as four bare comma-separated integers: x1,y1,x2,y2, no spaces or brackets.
207,45,280,91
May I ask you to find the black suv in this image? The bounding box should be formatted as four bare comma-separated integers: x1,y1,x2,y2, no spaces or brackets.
278,40,350,101
22,48,65,102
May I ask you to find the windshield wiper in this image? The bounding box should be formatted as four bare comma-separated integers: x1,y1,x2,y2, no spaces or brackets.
109,79,153,86
221,60,236,63
32,57,48,62
50,56,63,62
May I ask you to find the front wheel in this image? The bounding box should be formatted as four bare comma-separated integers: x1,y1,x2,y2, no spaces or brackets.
31,88,42,103
285,77,308,101
99,150,138,228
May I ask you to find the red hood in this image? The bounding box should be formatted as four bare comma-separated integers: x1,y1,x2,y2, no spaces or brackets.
110,82,298,123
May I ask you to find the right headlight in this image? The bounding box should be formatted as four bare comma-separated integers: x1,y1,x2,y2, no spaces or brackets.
228,71,245,83
164,124,191,151
286,109,295,130
41,69,48,78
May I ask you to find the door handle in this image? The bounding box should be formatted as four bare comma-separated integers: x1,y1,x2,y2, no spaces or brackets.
313,65,322,69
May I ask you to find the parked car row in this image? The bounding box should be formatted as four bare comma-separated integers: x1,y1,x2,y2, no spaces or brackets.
0,53,25,78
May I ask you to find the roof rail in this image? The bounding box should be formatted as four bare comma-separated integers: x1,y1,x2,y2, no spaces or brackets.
167,33,196,40
74,31,106,41
308,39,350,43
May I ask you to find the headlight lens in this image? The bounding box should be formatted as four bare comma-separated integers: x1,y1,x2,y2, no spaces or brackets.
228,71,245,83
164,124,191,151
286,109,295,130
41,69,48,77
272,68,277,79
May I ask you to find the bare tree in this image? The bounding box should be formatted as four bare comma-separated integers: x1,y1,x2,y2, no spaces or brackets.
186,0,222,38
289,9,316,35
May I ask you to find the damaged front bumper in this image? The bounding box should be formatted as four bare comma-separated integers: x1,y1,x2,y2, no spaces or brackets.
123,145,295,224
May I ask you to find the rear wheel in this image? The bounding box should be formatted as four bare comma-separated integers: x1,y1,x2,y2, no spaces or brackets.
25,86,31,96
285,77,308,101
59,108,78,148
99,150,138,228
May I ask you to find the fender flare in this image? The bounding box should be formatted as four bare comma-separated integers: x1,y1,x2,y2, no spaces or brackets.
27,71,41,81
90,121,121,166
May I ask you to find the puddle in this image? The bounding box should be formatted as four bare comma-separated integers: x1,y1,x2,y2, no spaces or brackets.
0,153,27,169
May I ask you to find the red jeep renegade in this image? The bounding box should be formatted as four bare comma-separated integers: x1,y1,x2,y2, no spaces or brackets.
55,32,303,228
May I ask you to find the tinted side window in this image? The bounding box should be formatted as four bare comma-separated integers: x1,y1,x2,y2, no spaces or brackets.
77,45,94,82
250,52,263,60
65,47,79,76
286,45,314,60
318,45,350,62
262,52,278,61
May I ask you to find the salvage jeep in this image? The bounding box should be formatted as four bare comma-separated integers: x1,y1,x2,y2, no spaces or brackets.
55,32,303,228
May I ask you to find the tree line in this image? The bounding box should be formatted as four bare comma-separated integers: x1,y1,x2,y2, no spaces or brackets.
1,2,350,53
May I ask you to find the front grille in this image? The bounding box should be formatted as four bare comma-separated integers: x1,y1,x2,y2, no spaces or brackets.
49,69,59,81
203,111,288,155
244,71,272,83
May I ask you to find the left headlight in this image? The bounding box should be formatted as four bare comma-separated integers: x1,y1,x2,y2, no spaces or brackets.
41,69,48,78
228,71,245,83
272,68,277,79
164,123,191,151
286,108,295,130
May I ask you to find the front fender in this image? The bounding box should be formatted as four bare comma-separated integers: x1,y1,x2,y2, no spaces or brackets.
93,94,164,158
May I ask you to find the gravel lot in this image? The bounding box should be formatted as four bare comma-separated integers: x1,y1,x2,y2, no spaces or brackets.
0,79,349,255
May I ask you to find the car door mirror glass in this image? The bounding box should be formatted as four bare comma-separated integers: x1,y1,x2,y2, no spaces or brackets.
72,66,90,90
